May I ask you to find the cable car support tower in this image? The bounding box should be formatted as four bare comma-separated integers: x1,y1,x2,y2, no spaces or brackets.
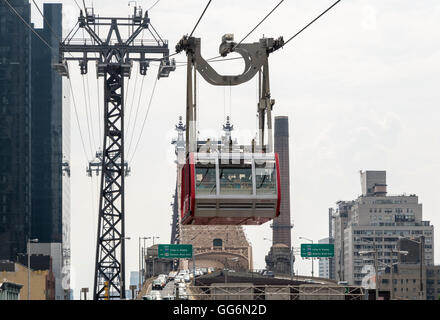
56,6,175,299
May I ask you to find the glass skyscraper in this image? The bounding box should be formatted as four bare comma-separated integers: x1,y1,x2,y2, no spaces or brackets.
31,3,63,245
0,0,32,261
0,1,70,299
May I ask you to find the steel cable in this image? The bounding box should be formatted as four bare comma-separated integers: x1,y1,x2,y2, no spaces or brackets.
129,71,159,163
281,0,342,49
126,75,146,158
189,0,212,37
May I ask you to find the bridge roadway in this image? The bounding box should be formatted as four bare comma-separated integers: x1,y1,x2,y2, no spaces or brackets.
160,280,176,297
144,272,337,300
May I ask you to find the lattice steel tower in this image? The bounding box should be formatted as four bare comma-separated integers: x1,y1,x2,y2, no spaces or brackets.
56,6,175,299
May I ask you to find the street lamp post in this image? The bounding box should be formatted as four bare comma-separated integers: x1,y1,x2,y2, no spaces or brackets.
148,255,155,279
290,246,294,280
27,238,38,300
299,237,314,278
138,236,148,291
192,246,196,286
142,237,147,282
120,237,131,299
147,236,160,246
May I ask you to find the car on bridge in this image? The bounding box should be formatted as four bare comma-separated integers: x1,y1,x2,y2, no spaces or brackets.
195,269,203,277
200,268,208,274
262,270,274,277
152,279,164,290
177,288,188,300
175,282,186,290
143,290,162,300
174,275,185,283
183,274,191,283
168,271,178,281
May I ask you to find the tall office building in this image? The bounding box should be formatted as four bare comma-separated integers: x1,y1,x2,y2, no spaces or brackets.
327,208,336,280
266,116,294,275
332,171,434,287
0,1,69,299
333,200,354,282
31,2,69,300
0,0,32,260
30,2,63,245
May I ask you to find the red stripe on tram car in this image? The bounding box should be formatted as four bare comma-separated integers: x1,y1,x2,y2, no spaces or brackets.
275,152,281,217
190,153,196,218
180,165,184,218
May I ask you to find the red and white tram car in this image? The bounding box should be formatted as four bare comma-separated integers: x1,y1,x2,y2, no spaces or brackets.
181,151,281,225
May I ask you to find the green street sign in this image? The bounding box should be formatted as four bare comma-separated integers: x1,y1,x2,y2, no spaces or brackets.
158,244,193,259
300,244,334,258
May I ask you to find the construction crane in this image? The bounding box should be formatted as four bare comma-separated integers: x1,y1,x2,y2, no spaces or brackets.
55,5,175,300
175,34,284,225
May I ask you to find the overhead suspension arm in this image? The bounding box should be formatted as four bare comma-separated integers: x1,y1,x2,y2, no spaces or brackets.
175,34,282,152
176,34,283,86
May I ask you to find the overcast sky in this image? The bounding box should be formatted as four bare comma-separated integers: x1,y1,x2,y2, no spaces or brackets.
29,0,440,297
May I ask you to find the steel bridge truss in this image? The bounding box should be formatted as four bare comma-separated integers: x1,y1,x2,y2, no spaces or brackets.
56,6,175,300
187,284,365,300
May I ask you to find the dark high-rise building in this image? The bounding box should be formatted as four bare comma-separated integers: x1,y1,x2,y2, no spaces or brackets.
30,3,69,300
30,3,63,244
0,1,69,299
265,116,293,275
0,0,32,260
